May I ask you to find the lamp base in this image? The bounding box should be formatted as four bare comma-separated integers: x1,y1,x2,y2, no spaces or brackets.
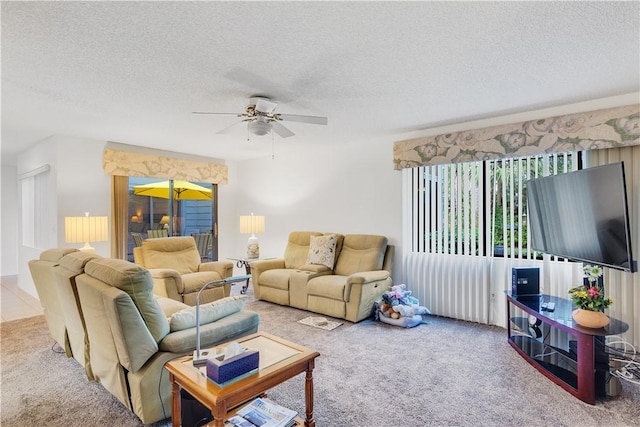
247,235,259,259
79,242,96,253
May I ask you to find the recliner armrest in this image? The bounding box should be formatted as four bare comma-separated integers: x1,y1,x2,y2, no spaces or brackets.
344,270,390,302
158,310,259,353
146,268,184,300
250,258,286,282
198,260,233,278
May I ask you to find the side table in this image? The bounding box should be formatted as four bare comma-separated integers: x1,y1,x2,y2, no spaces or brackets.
227,257,272,294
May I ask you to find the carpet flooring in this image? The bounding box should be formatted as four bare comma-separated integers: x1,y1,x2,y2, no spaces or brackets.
1,295,639,426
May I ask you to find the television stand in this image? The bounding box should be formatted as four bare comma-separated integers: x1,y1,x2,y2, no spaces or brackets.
505,293,628,404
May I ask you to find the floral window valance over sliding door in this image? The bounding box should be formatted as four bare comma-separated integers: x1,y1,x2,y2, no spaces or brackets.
393,104,640,169
102,142,228,184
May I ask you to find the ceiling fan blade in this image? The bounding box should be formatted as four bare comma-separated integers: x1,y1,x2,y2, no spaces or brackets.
215,119,247,135
278,114,328,126
271,121,295,138
255,98,277,114
192,111,242,116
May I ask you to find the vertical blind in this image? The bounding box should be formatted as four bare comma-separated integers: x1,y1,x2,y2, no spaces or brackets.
19,164,51,249
407,152,582,259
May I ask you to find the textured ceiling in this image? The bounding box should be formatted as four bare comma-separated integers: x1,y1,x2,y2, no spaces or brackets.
2,1,639,165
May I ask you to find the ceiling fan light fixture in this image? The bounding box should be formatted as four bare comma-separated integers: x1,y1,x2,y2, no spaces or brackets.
248,120,271,136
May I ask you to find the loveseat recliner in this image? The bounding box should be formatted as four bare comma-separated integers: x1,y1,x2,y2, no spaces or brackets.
133,236,234,305
75,257,259,424
251,232,394,322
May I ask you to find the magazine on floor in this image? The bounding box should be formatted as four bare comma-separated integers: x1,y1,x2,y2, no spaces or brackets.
227,397,297,427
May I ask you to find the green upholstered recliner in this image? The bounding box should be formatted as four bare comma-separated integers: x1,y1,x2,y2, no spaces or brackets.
28,248,79,355
75,257,259,424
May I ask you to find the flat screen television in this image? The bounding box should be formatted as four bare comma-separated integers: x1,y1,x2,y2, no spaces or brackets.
527,162,635,272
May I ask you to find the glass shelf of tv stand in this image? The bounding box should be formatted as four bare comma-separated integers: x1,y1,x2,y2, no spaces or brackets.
505,292,629,404
506,293,628,336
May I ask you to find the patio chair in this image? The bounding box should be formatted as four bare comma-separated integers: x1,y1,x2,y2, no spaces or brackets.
191,232,212,261
131,232,145,247
147,229,168,239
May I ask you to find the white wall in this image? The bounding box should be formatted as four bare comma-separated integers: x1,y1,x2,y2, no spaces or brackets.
16,136,110,298
1,165,19,276
229,137,403,279
10,134,402,294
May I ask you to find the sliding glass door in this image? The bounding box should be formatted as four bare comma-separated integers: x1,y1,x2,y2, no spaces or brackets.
126,177,218,262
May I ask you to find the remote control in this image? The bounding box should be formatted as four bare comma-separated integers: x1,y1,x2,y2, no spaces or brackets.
541,302,548,310
545,302,556,312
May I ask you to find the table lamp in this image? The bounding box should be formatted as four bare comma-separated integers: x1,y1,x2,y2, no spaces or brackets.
65,213,108,253
240,213,265,259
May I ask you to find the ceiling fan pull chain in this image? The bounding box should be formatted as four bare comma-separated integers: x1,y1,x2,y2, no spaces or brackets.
271,129,275,160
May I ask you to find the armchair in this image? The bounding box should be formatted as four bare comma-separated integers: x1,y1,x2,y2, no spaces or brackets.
133,236,233,305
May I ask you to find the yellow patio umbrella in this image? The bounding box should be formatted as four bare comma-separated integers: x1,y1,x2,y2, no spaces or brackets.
132,180,212,200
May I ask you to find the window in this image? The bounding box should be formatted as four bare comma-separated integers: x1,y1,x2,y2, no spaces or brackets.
20,165,51,249
407,152,583,258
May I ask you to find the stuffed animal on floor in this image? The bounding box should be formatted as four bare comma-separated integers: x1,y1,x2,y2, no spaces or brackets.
379,303,401,319
393,303,430,318
377,284,431,328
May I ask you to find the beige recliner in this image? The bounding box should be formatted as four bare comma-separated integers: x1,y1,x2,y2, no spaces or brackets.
28,248,79,354
252,232,394,322
133,236,234,305
51,250,103,380
75,257,260,424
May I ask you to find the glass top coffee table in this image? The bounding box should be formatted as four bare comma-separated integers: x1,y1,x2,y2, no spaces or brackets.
165,332,320,427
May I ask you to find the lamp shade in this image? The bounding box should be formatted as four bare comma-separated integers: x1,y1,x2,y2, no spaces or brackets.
239,214,265,235
65,216,108,252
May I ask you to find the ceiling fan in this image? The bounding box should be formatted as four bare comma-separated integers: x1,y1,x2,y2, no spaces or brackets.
193,96,328,138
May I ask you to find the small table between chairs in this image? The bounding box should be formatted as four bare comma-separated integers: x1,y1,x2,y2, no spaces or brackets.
227,256,272,294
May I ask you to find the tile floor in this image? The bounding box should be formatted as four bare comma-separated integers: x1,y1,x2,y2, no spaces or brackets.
1,275,43,322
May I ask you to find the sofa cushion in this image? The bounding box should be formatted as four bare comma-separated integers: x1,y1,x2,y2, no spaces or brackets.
306,234,338,269
259,269,295,290
84,258,170,343
308,275,348,300
284,231,323,269
334,235,388,276
59,251,102,274
169,295,249,332
140,236,201,274
180,271,224,294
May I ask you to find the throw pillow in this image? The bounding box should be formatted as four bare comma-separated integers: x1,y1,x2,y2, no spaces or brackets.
170,295,249,332
306,234,338,269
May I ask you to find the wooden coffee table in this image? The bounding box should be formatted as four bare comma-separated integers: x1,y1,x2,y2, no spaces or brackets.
165,332,320,427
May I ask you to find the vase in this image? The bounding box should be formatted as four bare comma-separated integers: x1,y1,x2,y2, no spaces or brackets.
572,309,610,328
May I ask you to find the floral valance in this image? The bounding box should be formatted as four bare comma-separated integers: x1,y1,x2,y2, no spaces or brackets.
393,104,640,169
102,143,228,184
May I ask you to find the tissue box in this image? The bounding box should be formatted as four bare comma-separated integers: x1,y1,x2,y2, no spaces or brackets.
206,350,259,384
